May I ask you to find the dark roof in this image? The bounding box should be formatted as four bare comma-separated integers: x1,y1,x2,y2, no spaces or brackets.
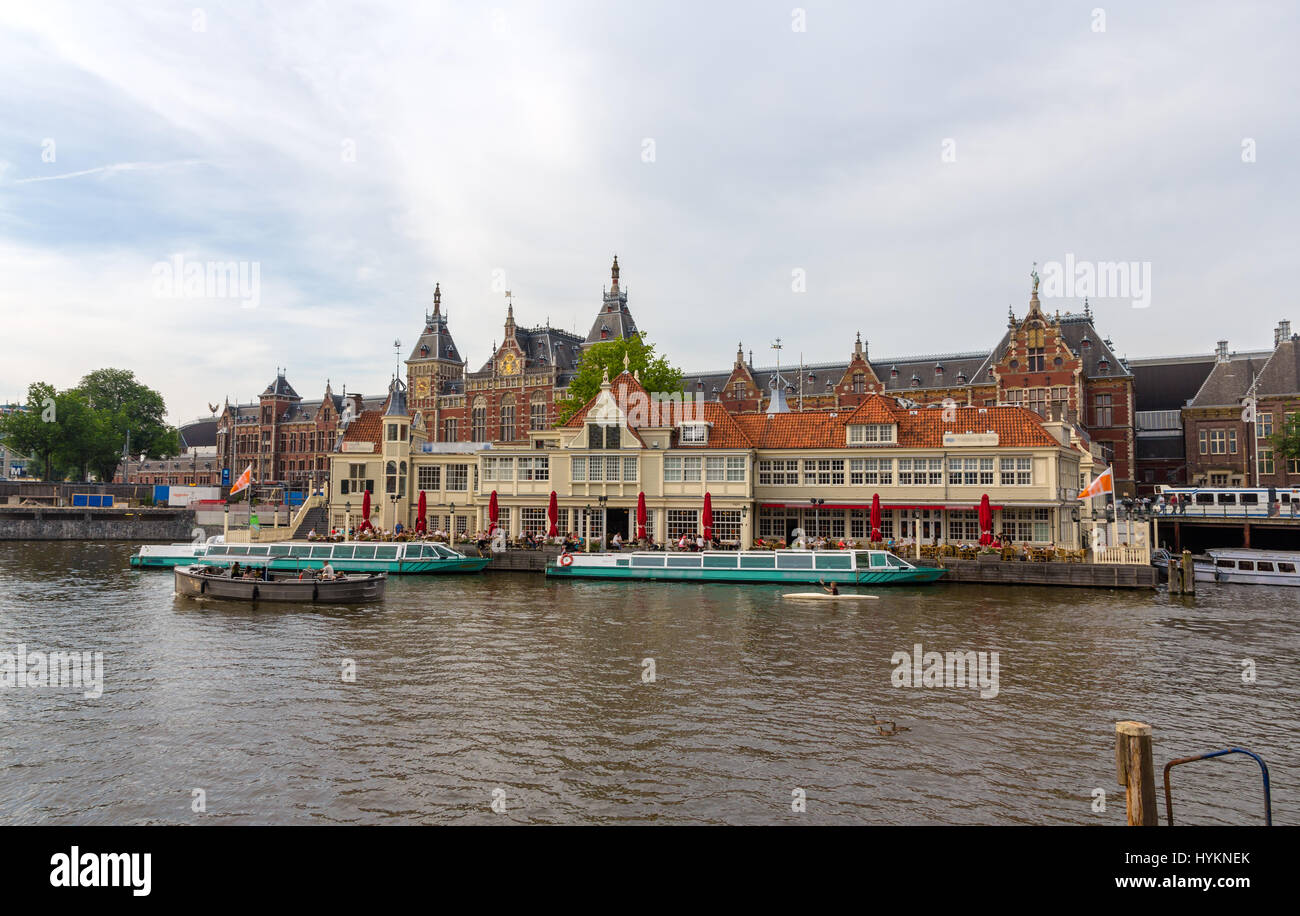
260,374,300,399
408,287,464,369
585,257,638,344
1254,337,1300,396
473,325,586,377
1188,352,1273,407
384,379,409,417
177,419,217,449
1128,355,1217,411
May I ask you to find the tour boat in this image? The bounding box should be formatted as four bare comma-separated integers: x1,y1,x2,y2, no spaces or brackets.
1153,547,1300,586
545,549,945,584
130,536,224,568
174,564,386,603
134,540,489,574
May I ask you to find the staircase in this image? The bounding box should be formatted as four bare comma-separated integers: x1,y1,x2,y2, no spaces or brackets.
292,505,329,540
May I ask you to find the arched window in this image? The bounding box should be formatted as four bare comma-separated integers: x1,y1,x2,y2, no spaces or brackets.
530,392,548,430
500,395,516,442
471,398,487,442
853,373,864,394
399,461,407,497
386,461,397,493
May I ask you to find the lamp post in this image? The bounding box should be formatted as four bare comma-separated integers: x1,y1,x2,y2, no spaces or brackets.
449,501,456,542
913,509,921,560
809,497,824,545
344,499,351,539
741,503,749,547
585,502,592,553
390,493,399,532
597,494,608,550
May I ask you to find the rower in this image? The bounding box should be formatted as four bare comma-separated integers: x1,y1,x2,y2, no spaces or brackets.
820,578,839,596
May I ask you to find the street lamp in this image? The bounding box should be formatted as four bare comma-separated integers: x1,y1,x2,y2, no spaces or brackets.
597,494,608,549
585,502,592,553
449,501,456,541
344,499,352,538
912,509,921,560
809,497,825,544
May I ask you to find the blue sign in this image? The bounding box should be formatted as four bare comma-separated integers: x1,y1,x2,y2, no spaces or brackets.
221,467,231,486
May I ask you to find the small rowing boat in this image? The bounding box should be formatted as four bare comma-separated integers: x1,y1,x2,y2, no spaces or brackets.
782,593,879,601
174,564,386,603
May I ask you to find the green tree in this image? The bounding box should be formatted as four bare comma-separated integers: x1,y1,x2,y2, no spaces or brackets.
77,368,179,481
0,383,62,479
52,390,115,482
1271,412,1300,469
554,335,683,426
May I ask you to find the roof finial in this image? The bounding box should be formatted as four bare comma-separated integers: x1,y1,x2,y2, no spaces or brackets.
622,351,631,372
610,254,620,292
433,282,441,315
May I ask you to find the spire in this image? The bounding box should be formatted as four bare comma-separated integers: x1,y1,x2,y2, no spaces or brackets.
1027,261,1043,318
433,282,441,316
504,292,515,339
736,342,745,366
622,351,631,373
610,254,620,293
766,376,790,415
854,331,864,359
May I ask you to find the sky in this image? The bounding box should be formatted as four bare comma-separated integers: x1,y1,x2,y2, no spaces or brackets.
2,1,1298,424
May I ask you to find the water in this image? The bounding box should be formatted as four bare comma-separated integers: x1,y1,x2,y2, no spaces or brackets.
0,541,1294,825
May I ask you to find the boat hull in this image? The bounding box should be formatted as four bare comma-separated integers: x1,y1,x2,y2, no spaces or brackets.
132,541,490,574
546,565,944,584
174,566,386,603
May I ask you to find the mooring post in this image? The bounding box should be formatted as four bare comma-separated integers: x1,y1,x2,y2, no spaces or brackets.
1180,550,1195,595
1116,721,1158,825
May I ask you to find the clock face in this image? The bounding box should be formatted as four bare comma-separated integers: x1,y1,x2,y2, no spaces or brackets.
500,352,520,376
415,377,430,398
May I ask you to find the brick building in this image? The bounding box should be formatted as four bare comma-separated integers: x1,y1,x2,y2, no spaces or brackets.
1184,321,1300,487
685,276,1138,494
405,257,640,445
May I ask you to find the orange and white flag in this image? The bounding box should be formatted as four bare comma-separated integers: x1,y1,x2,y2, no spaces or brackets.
1078,466,1113,500
230,463,253,496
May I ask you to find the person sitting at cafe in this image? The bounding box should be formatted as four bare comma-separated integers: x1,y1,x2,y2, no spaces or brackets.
610,532,623,551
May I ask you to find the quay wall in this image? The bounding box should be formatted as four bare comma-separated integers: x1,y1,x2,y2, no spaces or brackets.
0,507,197,541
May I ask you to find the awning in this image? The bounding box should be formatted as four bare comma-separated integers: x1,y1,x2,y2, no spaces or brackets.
758,502,1004,511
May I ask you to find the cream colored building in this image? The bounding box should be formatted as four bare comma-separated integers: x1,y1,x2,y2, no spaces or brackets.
330,372,1086,547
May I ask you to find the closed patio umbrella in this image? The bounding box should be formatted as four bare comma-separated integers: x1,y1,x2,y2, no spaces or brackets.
361,488,372,532
488,490,500,534
636,491,647,540
870,493,882,542
547,490,559,538
702,492,713,541
416,490,427,534
978,493,993,546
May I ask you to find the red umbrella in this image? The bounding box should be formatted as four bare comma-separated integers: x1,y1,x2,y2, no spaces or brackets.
416,490,427,533
361,488,372,532
702,492,713,540
636,491,647,540
978,493,993,546
488,490,499,534
870,493,882,542
547,491,559,538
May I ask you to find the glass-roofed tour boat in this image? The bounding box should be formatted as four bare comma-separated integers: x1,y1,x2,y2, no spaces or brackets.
132,540,490,575
545,548,945,585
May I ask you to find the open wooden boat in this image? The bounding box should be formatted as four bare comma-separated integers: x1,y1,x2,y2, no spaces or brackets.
174,564,386,603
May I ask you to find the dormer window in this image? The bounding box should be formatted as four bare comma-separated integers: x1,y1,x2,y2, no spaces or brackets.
935,363,944,377
847,423,896,445
910,374,921,388
890,366,899,379
587,423,621,449
679,423,709,445
853,372,865,394
1097,356,1110,374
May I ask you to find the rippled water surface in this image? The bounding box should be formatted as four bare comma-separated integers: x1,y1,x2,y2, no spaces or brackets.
0,542,1295,824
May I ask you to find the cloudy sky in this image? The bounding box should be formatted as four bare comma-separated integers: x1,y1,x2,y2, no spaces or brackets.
2,1,1297,423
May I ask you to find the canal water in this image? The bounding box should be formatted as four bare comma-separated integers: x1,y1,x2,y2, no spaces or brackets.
0,542,1294,825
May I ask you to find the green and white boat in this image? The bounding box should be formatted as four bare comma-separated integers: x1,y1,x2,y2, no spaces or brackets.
546,549,945,585
133,540,489,575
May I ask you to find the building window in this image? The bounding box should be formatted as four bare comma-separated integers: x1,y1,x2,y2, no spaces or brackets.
500,397,516,442
518,456,549,481
386,460,397,494
530,394,548,430
471,398,487,442
1093,394,1113,427
483,457,514,481
1258,448,1275,476
803,459,845,486
948,510,980,542
757,459,799,485
417,466,441,491
521,507,548,535
571,456,586,481
679,423,708,444
1209,429,1227,454
897,458,942,485
444,418,458,441
850,458,893,485
1027,347,1045,372
712,509,742,543
1000,456,1032,486
666,510,699,540
853,373,865,394
445,464,468,491
848,423,895,445
1259,412,1273,439
1027,388,1048,417
664,456,702,482
623,456,638,481
1198,430,1208,455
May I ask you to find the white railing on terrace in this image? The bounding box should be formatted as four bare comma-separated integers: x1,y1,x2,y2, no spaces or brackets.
1092,544,1151,565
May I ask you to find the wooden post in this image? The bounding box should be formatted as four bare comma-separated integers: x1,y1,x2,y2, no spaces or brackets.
1115,721,1158,825
1180,549,1195,595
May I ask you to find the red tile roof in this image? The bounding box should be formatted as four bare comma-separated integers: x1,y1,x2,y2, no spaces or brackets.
341,409,382,449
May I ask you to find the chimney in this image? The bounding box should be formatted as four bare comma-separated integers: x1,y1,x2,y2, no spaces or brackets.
1215,340,1229,363
1276,320,1291,347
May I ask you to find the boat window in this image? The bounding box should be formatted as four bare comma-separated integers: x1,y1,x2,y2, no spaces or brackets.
1279,562,1296,573
631,555,665,567
777,554,814,569
290,546,311,557
353,546,377,559
739,554,775,569
1215,559,1235,568
433,545,458,558
269,545,291,556
1256,562,1274,572
1195,493,1215,505
1237,560,1254,570
615,558,629,566
333,546,355,559
667,555,702,567
886,554,908,567
1240,493,1259,504
815,555,852,570
1217,494,1237,504
375,547,399,560
209,546,228,556
249,546,270,556
703,554,739,568
310,547,333,558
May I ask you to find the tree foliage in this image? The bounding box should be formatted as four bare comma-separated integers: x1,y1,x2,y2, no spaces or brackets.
554,335,683,426
0,370,178,481
1271,412,1300,464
